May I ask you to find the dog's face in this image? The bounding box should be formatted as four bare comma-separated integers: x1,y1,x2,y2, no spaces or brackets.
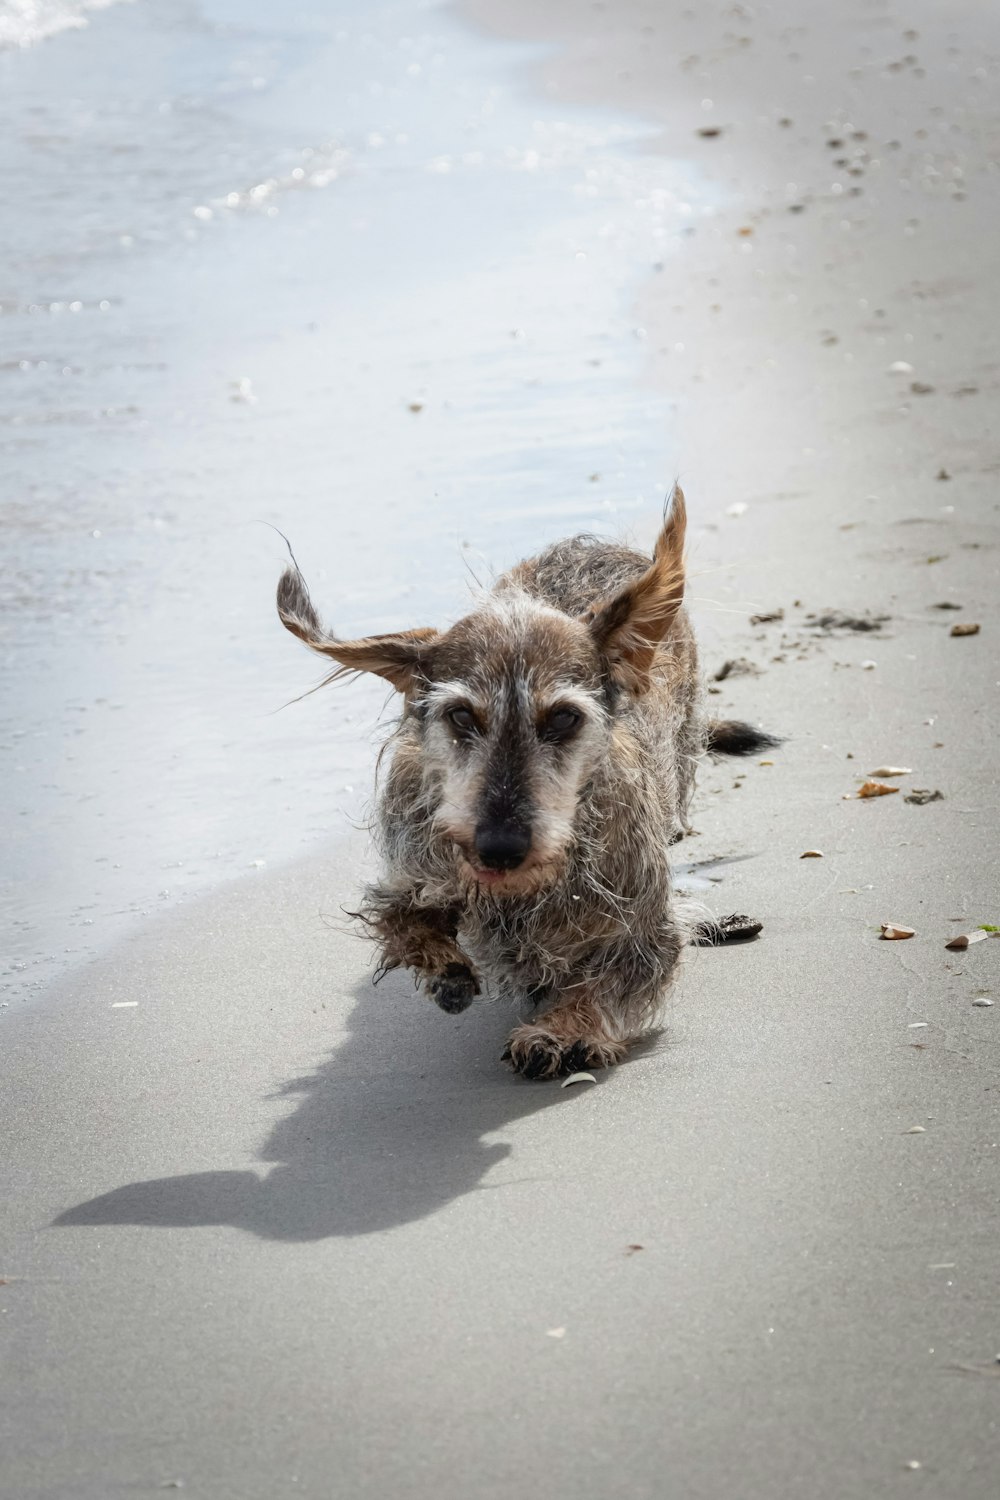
414,599,614,894
277,493,687,895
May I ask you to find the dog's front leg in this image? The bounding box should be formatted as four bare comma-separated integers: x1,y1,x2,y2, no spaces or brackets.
502,990,631,1080
361,887,480,1014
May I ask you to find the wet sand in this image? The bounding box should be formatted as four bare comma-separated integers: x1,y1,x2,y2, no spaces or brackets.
3,2,999,1497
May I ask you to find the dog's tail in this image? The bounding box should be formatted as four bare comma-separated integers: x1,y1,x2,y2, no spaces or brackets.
706,719,783,756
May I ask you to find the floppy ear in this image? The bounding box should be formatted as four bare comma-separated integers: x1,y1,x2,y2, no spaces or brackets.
582,484,687,692
276,566,437,692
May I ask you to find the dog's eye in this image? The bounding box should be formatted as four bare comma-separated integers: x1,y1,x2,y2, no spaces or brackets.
447,706,477,736
541,708,580,740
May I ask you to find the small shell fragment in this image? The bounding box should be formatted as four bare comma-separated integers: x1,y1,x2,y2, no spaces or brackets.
945,931,987,951
888,360,914,374
950,621,980,637
869,766,912,777
546,1327,566,1338
800,849,824,858
561,1072,597,1089
972,998,993,1007
904,1126,926,1134
881,924,916,940
859,780,900,798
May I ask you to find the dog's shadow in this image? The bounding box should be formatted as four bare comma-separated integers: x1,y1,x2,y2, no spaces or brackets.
54,976,578,1242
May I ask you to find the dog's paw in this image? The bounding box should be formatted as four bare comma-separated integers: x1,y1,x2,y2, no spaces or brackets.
426,961,480,1015
502,1025,626,1080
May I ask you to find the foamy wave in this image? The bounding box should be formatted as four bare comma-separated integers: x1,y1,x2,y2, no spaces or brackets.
0,0,130,51
193,143,352,221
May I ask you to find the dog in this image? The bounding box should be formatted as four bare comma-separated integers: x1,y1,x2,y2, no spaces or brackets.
277,486,774,1078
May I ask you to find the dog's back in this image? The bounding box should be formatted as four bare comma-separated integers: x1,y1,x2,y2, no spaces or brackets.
501,534,658,617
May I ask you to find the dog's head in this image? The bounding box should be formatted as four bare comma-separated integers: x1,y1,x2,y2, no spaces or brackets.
277,491,687,896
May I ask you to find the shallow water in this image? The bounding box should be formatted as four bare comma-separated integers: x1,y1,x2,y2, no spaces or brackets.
1,0,715,1004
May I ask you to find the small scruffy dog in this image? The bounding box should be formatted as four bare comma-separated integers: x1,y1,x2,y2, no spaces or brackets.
277,488,769,1078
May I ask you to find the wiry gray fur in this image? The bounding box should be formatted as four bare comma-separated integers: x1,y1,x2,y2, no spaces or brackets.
277,488,739,1079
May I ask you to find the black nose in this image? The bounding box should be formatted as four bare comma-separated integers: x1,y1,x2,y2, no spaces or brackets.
473,824,532,871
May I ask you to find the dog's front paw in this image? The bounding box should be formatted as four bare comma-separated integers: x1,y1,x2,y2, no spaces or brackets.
426,961,480,1015
502,1024,626,1080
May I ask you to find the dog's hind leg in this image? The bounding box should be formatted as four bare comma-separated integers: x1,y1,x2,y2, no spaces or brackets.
359,886,481,1014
